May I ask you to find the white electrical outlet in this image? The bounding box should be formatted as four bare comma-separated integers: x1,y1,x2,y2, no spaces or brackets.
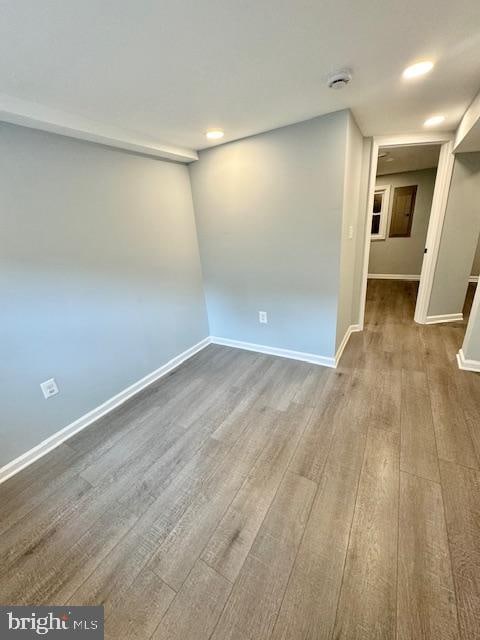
40,378,59,399
259,311,268,324
348,225,354,239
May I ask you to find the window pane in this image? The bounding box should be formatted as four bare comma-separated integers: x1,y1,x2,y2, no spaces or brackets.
373,193,383,213
371,214,380,235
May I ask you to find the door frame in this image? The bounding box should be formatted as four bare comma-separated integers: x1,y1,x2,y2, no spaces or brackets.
358,132,455,328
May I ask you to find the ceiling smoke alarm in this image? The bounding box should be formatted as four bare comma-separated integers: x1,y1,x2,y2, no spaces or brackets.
327,70,352,89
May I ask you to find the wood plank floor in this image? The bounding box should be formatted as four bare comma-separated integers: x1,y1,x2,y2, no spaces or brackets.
1,279,480,639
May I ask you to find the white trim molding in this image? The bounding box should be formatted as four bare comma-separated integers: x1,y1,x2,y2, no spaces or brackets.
414,140,455,324
335,324,362,366
370,184,391,241
368,273,420,281
424,313,463,325
0,93,198,163
210,336,336,368
0,327,368,485
0,337,211,485
375,133,455,148
457,349,480,372
211,325,362,369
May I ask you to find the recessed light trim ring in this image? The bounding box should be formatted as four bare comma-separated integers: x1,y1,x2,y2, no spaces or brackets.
206,129,224,140
403,61,434,79
424,115,445,127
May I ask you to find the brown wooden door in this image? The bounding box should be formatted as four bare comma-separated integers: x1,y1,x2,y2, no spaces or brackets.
389,185,417,237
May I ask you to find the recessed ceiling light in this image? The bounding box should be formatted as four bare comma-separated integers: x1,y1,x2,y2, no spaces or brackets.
424,115,445,127
206,129,224,140
402,61,434,79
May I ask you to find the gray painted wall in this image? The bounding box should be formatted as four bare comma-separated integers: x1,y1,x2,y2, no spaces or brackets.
0,124,208,467
428,152,480,317
189,110,350,359
369,168,437,275
336,113,364,347
472,235,480,275
462,286,480,361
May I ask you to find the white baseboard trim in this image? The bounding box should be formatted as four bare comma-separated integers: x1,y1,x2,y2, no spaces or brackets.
457,349,480,372
368,273,478,284
0,327,369,485
368,273,420,281
335,324,362,366
0,337,211,486
210,336,336,368
425,313,463,325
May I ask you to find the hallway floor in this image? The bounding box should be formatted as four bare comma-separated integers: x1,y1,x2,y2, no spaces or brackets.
1,280,479,639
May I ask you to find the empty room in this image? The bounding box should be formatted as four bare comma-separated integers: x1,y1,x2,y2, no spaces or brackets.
1,2,480,639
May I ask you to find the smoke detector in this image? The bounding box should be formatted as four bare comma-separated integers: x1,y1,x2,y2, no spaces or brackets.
327,70,352,89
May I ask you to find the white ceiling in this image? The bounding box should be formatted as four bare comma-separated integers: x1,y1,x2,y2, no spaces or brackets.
0,0,479,156
377,144,440,175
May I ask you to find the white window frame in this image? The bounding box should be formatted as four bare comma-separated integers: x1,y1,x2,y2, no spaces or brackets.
370,184,391,241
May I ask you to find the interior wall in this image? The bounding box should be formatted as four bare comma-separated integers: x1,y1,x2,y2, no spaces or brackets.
471,235,480,276
0,123,208,468
351,138,373,327
369,168,437,276
428,152,480,317
462,286,480,362
189,110,349,359
336,112,364,347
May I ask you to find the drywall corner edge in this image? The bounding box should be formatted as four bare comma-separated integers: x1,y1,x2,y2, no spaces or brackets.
454,88,480,152
0,93,198,162
335,324,362,367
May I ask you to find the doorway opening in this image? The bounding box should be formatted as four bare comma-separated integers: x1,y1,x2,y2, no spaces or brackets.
358,134,455,329
366,143,440,320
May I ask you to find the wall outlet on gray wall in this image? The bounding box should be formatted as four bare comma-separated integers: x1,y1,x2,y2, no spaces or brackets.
40,378,59,399
259,311,268,324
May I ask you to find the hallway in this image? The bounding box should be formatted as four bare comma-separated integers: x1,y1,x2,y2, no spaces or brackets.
0,280,479,639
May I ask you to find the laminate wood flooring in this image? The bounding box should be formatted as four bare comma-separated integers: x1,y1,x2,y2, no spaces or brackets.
1,279,479,639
